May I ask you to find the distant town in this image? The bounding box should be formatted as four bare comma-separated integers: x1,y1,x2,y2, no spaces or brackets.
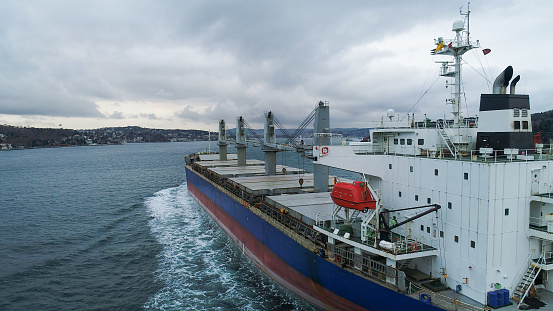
0,125,217,150
0,124,374,151
1,109,552,150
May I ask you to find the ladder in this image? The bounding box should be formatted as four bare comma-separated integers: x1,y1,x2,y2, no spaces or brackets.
513,252,545,308
398,258,413,270
438,128,458,158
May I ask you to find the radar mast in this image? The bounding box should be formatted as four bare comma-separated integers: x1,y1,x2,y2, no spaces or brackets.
432,3,479,126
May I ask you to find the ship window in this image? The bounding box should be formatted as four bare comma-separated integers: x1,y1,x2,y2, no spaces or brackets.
514,108,520,117
421,225,424,231
435,169,438,176
522,121,529,130
410,166,413,172
514,121,521,130
440,231,444,238
418,139,424,145
448,202,452,209
505,208,509,216
400,139,405,145
407,139,413,145
427,198,431,204
399,191,402,197
454,235,459,243
394,138,398,145
389,164,392,169
471,240,475,248
464,173,468,180
415,195,419,201
427,227,430,233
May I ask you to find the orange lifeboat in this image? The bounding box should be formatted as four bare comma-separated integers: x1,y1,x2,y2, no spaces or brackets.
330,181,376,213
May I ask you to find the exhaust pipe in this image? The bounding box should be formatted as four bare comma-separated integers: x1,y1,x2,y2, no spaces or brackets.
510,75,520,94
493,66,513,94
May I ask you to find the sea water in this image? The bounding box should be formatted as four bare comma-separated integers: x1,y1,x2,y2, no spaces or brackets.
0,142,317,310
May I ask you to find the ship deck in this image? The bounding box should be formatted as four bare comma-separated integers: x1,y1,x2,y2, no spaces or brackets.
197,154,238,161
265,192,346,226
227,174,338,196
194,159,264,168
209,165,305,178
188,154,553,311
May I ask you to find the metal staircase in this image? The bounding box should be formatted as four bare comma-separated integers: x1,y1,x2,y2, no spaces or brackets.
438,128,458,158
513,252,545,307
398,258,413,270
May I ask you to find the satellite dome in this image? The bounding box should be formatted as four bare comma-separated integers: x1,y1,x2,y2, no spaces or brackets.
452,20,464,31
386,109,395,119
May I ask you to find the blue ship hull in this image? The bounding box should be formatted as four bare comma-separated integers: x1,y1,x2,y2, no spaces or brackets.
186,166,445,311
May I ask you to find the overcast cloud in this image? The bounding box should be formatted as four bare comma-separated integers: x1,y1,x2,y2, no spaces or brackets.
0,0,550,130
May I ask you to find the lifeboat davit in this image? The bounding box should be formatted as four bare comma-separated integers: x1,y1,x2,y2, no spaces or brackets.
330,181,376,213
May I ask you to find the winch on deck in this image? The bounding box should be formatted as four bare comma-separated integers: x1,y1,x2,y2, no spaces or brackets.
330,181,376,213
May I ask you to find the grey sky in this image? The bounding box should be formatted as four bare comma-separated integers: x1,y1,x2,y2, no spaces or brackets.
0,0,550,130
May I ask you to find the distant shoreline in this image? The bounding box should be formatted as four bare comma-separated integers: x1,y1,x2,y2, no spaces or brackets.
0,140,211,151
0,125,215,150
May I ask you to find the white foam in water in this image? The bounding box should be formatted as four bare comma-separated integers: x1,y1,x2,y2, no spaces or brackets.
144,183,316,311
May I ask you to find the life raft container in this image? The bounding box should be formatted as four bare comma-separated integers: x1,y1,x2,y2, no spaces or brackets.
330,181,377,212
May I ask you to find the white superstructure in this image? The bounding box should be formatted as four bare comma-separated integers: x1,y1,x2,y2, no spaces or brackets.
311,7,553,307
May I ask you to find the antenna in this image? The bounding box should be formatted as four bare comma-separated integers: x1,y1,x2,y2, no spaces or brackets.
460,2,471,44
432,2,478,126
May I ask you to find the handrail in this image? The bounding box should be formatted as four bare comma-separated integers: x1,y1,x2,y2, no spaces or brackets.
518,251,545,308
427,291,485,311
313,133,344,146
437,124,457,158
511,249,537,296
325,140,553,163
327,243,399,286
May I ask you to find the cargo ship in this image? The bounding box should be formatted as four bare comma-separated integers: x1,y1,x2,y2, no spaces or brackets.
185,8,553,311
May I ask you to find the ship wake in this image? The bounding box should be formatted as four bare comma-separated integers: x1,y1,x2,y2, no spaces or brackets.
143,183,315,311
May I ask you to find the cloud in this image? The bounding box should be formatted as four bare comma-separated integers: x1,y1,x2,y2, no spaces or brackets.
106,111,158,120
107,111,125,119
0,0,551,130
154,89,173,98
141,113,158,120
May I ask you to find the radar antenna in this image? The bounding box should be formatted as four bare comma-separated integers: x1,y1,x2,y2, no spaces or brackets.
432,2,479,126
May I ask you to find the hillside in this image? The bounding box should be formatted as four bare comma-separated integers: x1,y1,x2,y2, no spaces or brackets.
532,110,553,143
1,110,551,150
0,125,214,149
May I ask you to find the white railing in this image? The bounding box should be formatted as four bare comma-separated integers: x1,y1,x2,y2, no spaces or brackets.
531,186,553,198
351,143,383,154
327,243,399,286
511,249,537,297
426,291,485,311
324,138,553,163
360,118,478,130
517,251,545,308
313,133,344,146
529,216,550,228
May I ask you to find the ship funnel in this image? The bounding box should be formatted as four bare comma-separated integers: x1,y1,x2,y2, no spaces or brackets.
510,75,520,94
493,66,513,94
477,66,532,151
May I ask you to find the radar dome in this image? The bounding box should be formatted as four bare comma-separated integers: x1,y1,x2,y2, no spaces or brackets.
452,20,464,32
386,109,395,120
